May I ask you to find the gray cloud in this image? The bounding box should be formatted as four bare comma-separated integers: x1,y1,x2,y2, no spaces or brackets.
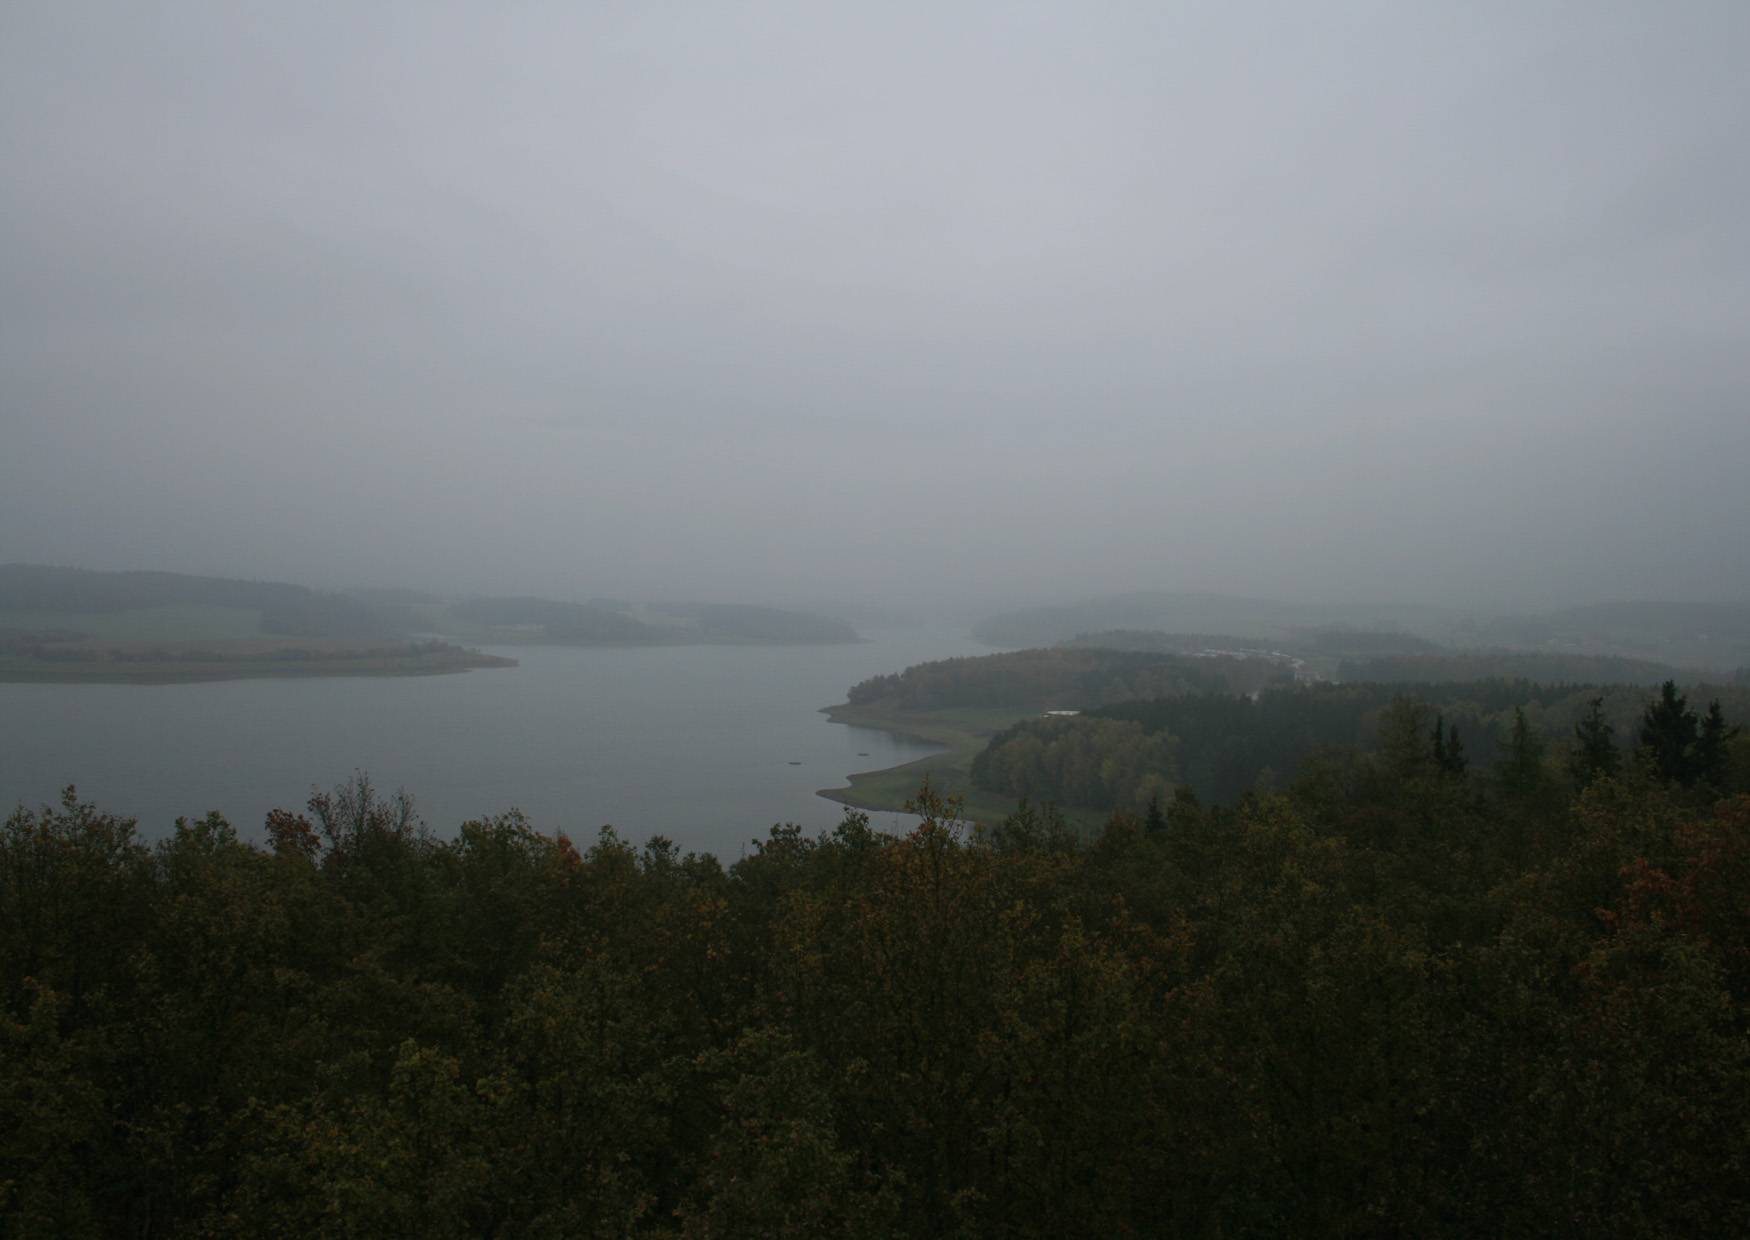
4,0,1747,614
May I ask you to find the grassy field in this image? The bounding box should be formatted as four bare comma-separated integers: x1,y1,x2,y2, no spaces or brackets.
816,702,1108,833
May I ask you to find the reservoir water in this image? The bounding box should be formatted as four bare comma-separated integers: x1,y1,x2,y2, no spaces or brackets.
0,627,984,857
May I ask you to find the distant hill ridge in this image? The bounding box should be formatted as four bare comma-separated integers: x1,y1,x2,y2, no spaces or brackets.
0,566,864,646
1062,627,1441,660
445,595,862,645
446,596,657,642
972,591,1454,649
1541,600,1750,630
0,564,393,638
976,590,1750,671
1337,650,1681,686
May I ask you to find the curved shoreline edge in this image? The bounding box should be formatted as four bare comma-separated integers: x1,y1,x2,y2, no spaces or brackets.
814,701,1106,831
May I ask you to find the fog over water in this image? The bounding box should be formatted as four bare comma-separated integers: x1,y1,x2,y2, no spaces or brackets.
3,2,1748,614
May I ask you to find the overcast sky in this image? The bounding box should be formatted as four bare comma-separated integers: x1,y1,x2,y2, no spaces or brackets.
3,1,1746,615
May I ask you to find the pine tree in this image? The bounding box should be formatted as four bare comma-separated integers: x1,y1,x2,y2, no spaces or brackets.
1693,699,1738,790
1571,696,1619,787
1639,680,1699,785
1499,706,1544,794
1431,714,1466,776
1444,722,1467,775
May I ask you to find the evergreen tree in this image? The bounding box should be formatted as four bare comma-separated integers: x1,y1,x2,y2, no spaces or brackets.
1443,722,1467,775
1498,706,1544,794
1693,699,1738,790
1639,680,1700,785
1571,696,1619,786
1431,714,1466,776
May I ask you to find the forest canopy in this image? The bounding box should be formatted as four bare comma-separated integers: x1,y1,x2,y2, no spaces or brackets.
6,737,1749,1236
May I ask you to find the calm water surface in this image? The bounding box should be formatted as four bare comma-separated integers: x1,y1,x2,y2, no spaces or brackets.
0,627,984,856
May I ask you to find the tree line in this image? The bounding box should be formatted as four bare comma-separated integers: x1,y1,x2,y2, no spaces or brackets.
845,647,1288,713
974,678,1750,810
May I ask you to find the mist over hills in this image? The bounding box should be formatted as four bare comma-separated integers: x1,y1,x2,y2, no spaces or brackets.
1457,601,1750,670
973,590,1750,673
0,564,861,649
440,595,860,645
6,4,1750,1231
973,592,1466,649
0,564,396,639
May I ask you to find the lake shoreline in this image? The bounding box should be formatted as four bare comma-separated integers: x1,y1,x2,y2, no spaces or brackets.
815,701,1106,831
2,627,989,851
0,636,881,683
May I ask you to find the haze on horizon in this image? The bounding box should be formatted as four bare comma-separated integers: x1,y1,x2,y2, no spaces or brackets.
3,1,1747,619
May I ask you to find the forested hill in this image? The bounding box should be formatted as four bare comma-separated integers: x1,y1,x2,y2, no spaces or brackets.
845,647,1289,713
444,596,660,642
1339,650,1679,685
976,591,1750,671
647,602,863,644
0,566,863,649
1061,627,1441,660
1464,600,1750,669
1055,636,1687,688
972,591,1452,648
0,563,396,638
